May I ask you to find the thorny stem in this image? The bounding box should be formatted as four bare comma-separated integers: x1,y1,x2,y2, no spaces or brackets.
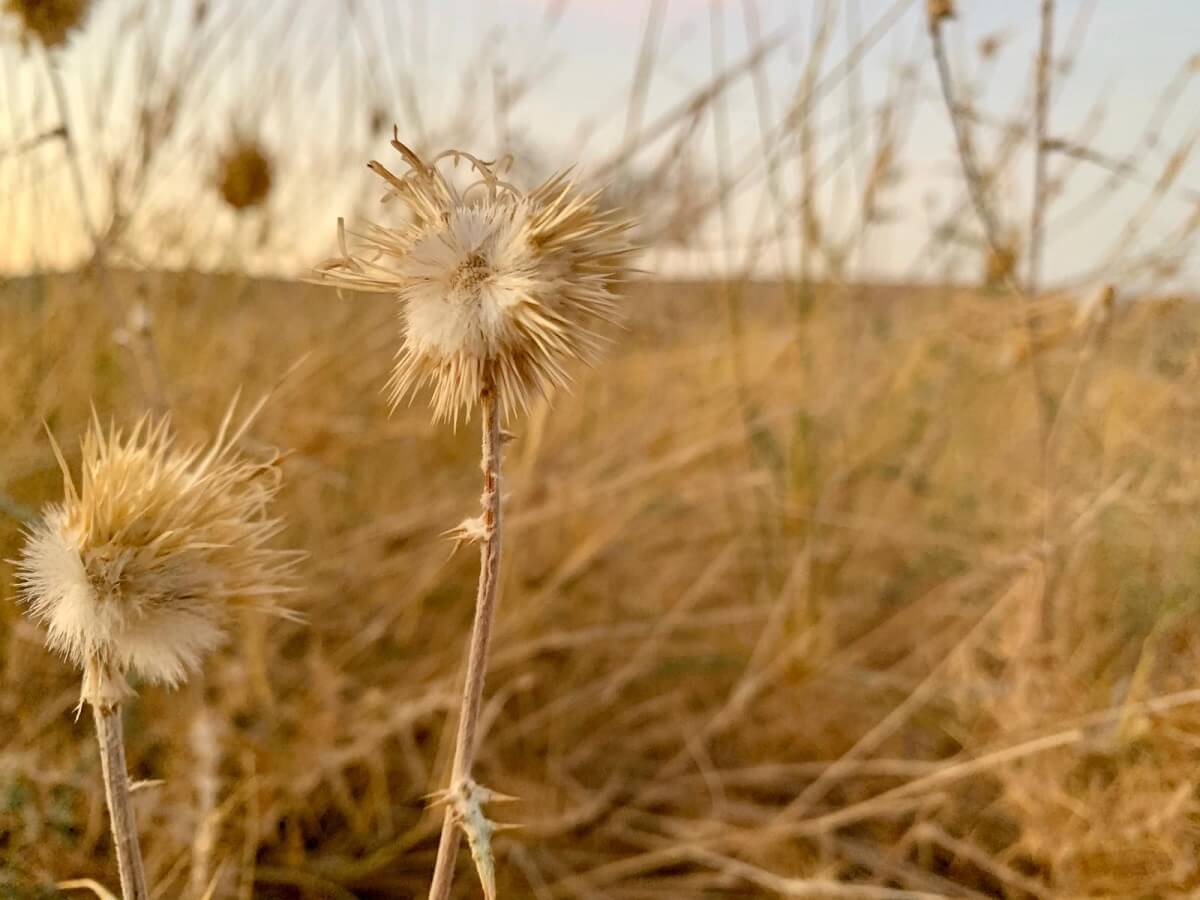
93,703,150,900
427,379,504,900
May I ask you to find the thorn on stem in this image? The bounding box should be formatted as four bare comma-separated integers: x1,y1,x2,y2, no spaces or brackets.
927,0,955,28
429,777,521,900
443,515,491,556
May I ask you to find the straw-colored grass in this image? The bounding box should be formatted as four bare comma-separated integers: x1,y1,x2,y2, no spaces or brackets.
3,271,1200,897
4,2,1200,896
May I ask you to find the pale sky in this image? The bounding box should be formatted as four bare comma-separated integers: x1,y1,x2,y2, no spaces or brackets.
2,0,1198,292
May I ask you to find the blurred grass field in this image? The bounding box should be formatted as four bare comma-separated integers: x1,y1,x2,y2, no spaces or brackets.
4,272,1200,897
5,0,1200,897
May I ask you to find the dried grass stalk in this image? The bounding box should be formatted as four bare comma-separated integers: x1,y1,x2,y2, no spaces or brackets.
315,132,635,424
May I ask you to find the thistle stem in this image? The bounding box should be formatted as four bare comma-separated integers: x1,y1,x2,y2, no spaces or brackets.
427,381,504,900
93,703,150,900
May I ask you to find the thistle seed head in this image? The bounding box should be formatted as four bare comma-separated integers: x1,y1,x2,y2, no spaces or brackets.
316,132,637,424
13,403,301,705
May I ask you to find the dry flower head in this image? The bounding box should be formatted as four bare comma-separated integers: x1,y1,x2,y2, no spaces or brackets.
927,0,955,27
14,402,300,706
4,0,90,47
315,131,636,423
217,137,273,211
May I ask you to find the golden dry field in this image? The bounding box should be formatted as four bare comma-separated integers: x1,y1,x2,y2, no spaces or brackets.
4,1,1200,898
4,273,1200,898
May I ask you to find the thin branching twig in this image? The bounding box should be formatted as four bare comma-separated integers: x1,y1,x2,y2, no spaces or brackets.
927,8,1053,432
39,47,169,414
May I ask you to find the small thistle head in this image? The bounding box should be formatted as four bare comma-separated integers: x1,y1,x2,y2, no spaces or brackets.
315,132,637,424
927,0,955,28
14,403,301,707
984,234,1020,289
4,0,91,47
216,136,274,211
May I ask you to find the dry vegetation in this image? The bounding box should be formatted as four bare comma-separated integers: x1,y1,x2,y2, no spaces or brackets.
5,275,1200,899
4,1,1200,898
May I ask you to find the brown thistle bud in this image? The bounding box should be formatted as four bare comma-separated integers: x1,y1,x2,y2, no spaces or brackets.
927,0,955,28
216,137,274,211
4,0,91,47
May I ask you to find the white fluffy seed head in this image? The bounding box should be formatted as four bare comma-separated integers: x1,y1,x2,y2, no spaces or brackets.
13,404,301,705
315,134,637,424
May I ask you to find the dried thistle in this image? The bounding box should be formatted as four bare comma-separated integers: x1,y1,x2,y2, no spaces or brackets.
15,402,300,706
315,131,636,423
216,137,273,211
14,402,299,900
927,0,954,27
4,0,91,47
315,135,634,900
